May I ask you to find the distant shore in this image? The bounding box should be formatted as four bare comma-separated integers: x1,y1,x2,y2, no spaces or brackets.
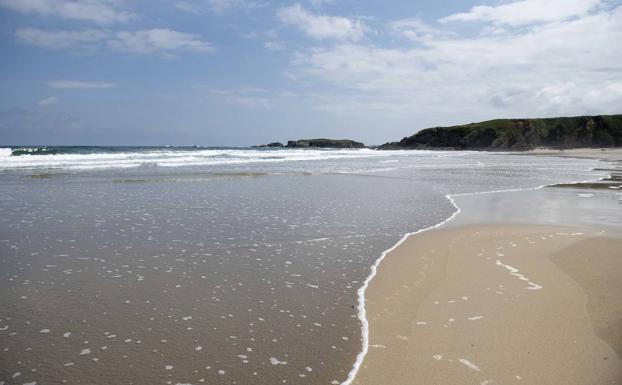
351,148,622,385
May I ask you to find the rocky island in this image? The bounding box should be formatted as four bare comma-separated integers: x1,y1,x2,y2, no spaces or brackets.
379,114,622,150
255,138,366,149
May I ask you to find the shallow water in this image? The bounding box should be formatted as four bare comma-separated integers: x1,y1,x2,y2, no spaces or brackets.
0,149,606,385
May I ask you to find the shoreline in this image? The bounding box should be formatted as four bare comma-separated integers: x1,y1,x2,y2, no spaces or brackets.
342,148,622,385
339,193,462,385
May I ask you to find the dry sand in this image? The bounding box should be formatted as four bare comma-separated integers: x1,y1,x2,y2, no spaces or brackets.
354,224,622,385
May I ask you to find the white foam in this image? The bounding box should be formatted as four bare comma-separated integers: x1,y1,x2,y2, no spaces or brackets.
495,260,543,290
459,358,481,371
269,357,287,365
0,148,392,171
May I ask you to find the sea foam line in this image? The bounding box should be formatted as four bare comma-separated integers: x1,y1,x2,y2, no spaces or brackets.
339,193,462,385
340,158,609,385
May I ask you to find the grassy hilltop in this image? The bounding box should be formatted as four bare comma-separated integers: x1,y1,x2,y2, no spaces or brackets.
379,115,622,150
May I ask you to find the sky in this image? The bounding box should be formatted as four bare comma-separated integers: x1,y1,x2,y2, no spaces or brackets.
0,0,621,146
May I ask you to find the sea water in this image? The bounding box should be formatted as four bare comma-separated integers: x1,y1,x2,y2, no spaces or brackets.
0,147,606,384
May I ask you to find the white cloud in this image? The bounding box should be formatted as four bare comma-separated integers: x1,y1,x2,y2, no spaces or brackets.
109,29,213,56
0,0,133,24
37,96,57,106
204,0,241,12
264,40,285,51
16,27,106,49
48,80,117,89
175,1,200,14
277,4,365,41
17,27,213,56
286,5,622,120
175,0,261,14
440,0,602,26
389,18,451,43
309,0,336,6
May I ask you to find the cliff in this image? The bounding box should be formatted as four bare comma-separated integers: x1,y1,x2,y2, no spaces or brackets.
378,115,622,150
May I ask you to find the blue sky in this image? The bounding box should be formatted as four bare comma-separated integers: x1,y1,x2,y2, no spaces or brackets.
1,0,621,146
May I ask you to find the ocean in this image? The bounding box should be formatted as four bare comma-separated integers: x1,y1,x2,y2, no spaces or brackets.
0,146,607,385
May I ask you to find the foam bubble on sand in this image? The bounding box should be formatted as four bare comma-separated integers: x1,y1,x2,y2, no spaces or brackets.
195,346,202,351
218,370,225,375
270,357,287,365
165,365,173,370
495,260,543,290
79,349,91,355
526,282,543,290
63,332,71,338
459,358,481,371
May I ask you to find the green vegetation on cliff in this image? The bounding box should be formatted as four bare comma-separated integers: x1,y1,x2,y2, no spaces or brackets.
379,115,622,150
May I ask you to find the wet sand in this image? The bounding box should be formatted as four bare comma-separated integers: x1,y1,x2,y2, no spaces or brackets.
355,224,622,384
354,153,622,384
527,147,622,161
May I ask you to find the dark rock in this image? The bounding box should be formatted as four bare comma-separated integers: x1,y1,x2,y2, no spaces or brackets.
378,114,622,150
286,139,366,148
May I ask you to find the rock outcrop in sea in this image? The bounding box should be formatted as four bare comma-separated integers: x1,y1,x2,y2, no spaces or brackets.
255,139,366,149
286,139,365,148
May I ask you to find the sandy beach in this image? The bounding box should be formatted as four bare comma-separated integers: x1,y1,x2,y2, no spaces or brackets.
527,147,622,161
354,150,622,385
